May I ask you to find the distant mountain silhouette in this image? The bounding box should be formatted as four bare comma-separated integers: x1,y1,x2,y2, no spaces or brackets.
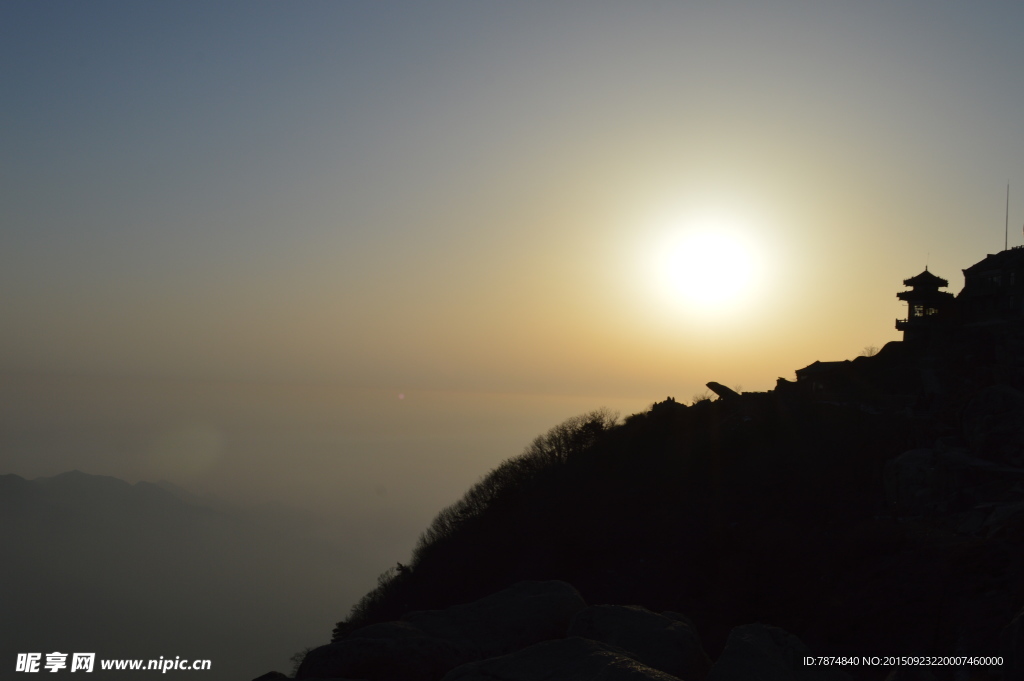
276,321,1024,680
0,470,362,680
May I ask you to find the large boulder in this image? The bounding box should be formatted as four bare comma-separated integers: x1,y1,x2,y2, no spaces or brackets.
707,382,741,400
982,500,1024,539
568,605,710,680
441,636,683,681
402,580,586,659
707,624,850,681
296,581,585,681
962,385,1024,467
884,449,951,516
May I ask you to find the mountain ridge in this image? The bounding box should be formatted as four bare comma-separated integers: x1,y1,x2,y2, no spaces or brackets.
283,326,1024,680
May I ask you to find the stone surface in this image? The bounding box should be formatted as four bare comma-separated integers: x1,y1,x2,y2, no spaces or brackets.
707,382,741,400
568,605,710,680
402,580,586,659
962,385,1024,467
296,581,585,681
884,449,949,516
982,500,1024,539
441,636,683,681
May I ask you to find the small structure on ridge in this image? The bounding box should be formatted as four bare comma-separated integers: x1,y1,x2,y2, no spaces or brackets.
896,267,955,342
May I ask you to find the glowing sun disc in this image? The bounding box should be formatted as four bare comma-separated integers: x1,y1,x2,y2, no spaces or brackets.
660,229,758,310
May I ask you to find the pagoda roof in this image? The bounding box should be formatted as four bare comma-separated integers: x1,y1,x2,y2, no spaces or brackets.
962,247,1024,275
897,288,954,303
902,268,948,288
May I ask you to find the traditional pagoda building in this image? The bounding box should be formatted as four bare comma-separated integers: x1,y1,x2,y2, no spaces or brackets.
895,267,955,342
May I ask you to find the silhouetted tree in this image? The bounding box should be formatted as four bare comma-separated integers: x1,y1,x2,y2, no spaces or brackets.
413,409,617,553
334,409,617,635
691,390,713,405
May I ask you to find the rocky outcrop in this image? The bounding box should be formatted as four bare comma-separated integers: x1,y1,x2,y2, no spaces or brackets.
295,580,584,681
884,448,950,516
567,605,710,680
883,441,1024,525
962,385,1024,467
278,583,862,681
402,579,585,660
440,636,682,681
706,382,741,400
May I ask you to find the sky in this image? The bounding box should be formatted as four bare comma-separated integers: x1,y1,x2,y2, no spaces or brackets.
3,0,1024,625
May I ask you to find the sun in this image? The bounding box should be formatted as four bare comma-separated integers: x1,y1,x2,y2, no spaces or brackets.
655,215,761,314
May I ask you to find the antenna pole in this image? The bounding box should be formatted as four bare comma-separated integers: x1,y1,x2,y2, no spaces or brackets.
1006,184,1010,251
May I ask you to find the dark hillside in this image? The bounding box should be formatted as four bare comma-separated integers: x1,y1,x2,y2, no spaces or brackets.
291,329,1024,680
334,393,926,660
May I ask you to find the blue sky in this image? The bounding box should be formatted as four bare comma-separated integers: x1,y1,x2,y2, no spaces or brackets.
5,2,1024,391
